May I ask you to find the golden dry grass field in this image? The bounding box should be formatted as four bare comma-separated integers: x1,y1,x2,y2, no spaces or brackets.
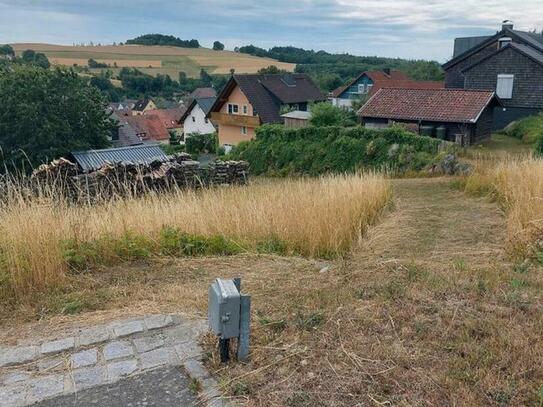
11,43,295,78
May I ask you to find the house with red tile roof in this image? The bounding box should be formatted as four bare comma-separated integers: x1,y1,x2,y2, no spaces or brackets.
144,107,186,139
358,88,502,145
331,69,443,109
123,114,170,144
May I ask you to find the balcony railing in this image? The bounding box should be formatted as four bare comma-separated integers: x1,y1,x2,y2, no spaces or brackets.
210,112,261,127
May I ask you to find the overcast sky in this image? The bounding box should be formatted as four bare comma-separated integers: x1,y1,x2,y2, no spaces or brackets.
1,1,542,62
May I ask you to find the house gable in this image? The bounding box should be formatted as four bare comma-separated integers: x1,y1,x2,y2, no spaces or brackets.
337,74,374,100
462,44,543,109
219,84,253,116
443,27,543,88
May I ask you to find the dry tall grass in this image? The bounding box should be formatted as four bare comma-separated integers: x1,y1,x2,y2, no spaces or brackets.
0,173,391,297
464,156,543,257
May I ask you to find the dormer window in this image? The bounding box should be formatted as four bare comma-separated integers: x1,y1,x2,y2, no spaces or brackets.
498,37,512,49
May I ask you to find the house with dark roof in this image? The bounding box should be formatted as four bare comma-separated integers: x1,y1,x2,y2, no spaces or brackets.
208,73,325,147
358,88,501,145
330,70,443,109
180,97,217,139
443,20,543,128
132,99,157,116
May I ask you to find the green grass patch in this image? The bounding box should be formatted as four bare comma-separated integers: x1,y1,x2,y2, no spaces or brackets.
62,228,262,272
504,113,543,144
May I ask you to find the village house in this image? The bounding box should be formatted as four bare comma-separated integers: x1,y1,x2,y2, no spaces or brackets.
144,107,186,140
208,73,325,147
358,88,501,146
180,97,217,140
330,69,443,109
132,99,157,116
119,114,170,144
443,20,543,128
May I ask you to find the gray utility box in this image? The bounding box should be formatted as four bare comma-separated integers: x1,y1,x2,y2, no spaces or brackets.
208,279,241,339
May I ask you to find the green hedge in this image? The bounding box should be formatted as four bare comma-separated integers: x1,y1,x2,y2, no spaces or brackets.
229,125,441,176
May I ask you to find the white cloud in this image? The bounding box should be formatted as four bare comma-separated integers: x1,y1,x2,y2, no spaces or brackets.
334,0,543,33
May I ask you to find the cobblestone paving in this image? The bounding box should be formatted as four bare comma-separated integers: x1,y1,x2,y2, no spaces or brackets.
0,314,227,407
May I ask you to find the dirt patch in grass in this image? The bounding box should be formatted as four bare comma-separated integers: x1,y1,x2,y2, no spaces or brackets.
1,178,542,405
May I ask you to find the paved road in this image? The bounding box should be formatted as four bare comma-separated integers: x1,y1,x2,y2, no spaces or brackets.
33,366,198,407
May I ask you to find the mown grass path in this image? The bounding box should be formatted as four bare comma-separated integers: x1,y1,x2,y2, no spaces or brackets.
355,177,506,268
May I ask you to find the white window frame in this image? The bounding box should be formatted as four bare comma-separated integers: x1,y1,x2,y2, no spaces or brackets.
241,126,247,135
242,105,248,115
358,84,366,94
496,74,514,99
228,103,239,114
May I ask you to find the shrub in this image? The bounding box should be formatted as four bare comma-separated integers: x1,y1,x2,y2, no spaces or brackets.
309,103,344,126
230,124,440,176
504,113,543,143
185,133,218,155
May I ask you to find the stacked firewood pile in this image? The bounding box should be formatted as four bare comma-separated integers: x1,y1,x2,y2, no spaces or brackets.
206,160,250,185
29,153,249,202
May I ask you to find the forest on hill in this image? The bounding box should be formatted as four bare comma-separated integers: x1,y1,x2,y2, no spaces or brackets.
238,45,444,91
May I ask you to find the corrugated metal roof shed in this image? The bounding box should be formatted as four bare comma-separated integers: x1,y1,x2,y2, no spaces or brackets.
70,144,168,172
281,110,311,120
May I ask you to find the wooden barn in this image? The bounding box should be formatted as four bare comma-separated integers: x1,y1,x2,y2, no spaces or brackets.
358,88,502,146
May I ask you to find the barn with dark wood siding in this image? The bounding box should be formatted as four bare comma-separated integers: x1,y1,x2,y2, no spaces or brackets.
358,88,501,145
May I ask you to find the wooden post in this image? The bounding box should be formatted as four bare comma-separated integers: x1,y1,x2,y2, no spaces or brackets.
237,294,251,362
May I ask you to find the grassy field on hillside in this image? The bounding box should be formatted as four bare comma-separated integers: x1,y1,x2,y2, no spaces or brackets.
11,43,296,78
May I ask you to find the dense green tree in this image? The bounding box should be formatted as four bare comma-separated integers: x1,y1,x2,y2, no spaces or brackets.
89,74,121,102
0,66,115,171
199,69,212,87
33,53,50,69
20,49,50,69
21,49,36,63
126,34,200,48
88,58,108,68
257,65,287,74
309,103,344,126
0,44,14,57
212,41,225,51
